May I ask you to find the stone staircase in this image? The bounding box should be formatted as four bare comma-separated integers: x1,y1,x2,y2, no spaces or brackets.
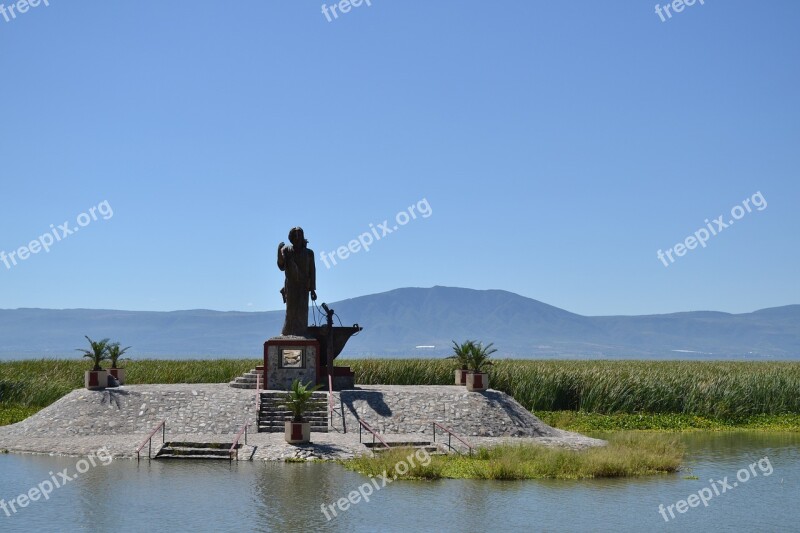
258,391,329,433
154,441,238,460
364,441,445,456
229,367,264,389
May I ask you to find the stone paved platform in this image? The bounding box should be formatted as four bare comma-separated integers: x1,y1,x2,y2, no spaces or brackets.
0,384,605,460
334,385,564,437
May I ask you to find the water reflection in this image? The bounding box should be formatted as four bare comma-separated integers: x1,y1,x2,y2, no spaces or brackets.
0,432,797,532
251,462,362,531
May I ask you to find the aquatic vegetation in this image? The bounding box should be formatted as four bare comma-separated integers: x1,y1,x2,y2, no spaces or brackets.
343,433,684,480
0,404,40,426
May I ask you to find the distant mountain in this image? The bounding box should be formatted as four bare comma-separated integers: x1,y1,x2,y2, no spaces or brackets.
0,286,798,359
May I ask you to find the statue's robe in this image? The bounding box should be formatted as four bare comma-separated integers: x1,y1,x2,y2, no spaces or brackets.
278,245,316,336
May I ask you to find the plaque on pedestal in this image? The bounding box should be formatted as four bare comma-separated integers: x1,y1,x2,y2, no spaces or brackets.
264,336,320,391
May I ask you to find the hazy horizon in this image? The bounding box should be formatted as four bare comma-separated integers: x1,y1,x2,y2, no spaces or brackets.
0,285,797,317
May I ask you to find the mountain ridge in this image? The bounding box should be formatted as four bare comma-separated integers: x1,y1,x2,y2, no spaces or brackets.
0,286,797,359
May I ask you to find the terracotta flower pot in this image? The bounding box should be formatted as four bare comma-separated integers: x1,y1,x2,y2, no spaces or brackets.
285,421,311,444
109,368,126,385
85,370,108,391
466,372,488,392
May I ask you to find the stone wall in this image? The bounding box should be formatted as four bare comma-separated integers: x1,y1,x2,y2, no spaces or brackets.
4,384,559,440
334,385,559,438
3,385,257,438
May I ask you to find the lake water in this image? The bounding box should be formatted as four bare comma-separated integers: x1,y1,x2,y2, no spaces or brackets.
1,432,797,532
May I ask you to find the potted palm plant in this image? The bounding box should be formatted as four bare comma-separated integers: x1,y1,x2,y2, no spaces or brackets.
450,340,475,385
283,379,323,444
107,343,131,385
77,336,110,391
466,341,497,392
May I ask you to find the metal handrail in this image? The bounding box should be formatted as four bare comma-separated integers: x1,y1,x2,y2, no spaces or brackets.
136,420,166,461
328,374,334,422
256,372,261,417
327,374,346,432
229,422,250,461
357,418,390,449
432,421,474,455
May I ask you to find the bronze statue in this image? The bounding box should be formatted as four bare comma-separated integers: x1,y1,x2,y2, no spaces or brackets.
277,227,317,336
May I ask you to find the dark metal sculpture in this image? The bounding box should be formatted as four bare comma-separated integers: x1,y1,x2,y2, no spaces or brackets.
307,303,361,389
277,227,316,337
276,227,363,388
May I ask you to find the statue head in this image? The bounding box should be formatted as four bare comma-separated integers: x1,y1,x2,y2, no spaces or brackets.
288,227,307,249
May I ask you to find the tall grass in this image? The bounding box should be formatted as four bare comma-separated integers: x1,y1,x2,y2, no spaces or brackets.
3,358,800,419
344,432,684,480
342,359,800,417
0,359,258,408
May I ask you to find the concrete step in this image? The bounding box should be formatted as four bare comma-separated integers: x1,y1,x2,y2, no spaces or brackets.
260,392,328,398
259,403,328,407
156,453,232,460
229,382,258,389
260,402,328,407
257,390,329,432
227,369,264,389
259,407,328,412
155,442,238,460
258,416,329,422
258,409,328,414
366,441,434,448
260,395,328,400
259,421,329,427
260,411,328,416
259,406,328,410
364,441,445,455
166,441,231,449
159,447,232,457
258,425,329,433
371,448,446,456
258,420,329,426
259,399,328,404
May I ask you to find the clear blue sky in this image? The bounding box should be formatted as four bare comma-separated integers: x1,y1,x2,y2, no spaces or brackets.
1,1,797,316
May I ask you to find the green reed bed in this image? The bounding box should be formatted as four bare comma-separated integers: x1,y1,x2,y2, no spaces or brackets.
343,432,684,480
3,359,800,429
342,359,800,418
0,358,259,409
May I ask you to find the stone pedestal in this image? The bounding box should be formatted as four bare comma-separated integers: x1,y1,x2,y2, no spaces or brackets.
264,336,320,391
320,366,356,390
